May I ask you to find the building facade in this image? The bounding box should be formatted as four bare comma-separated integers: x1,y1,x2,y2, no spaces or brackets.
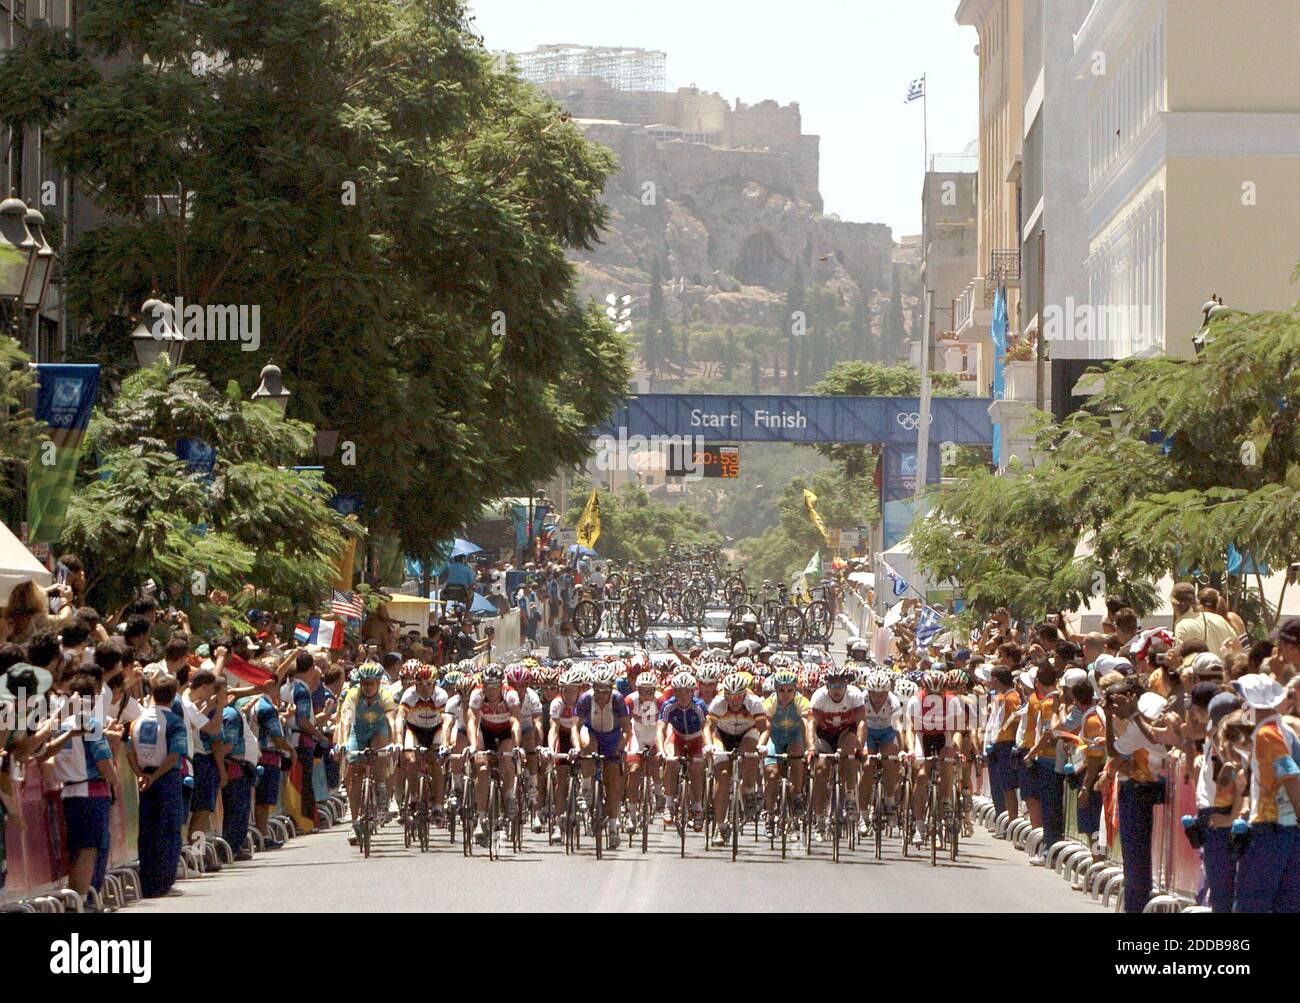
1071,0,1300,359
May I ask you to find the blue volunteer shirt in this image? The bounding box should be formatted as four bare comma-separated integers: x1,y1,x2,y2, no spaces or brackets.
255,695,284,752
219,705,245,758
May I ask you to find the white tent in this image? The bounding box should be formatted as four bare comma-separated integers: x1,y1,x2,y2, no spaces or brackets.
0,520,52,606
876,536,937,604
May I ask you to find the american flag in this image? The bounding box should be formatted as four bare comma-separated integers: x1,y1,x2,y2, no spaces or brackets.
330,588,364,620
905,76,926,104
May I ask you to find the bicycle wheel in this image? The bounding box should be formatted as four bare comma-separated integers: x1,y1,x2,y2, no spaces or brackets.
360,776,373,859
873,775,885,861
779,777,789,859
680,587,705,627
774,605,806,644
900,771,912,857
929,780,940,867
949,771,961,862
804,599,833,641
641,589,664,622
830,775,841,863
511,777,525,854
487,779,500,861
546,770,559,847
677,763,688,858
418,775,430,852
730,782,741,863
403,779,414,849
641,771,651,855
703,769,715,851
572,600,601,639
593,769,605,861
617,599,648,638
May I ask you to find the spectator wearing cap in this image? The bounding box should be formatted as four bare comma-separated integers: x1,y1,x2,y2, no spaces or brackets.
1101,675,1171,912
1023,662,1063,864
54,673,120,899
1011,655,1042,841
1193,691,1245,912
1272,618,1300,675
1234,674,1300,912
1171,583,1236,658
127,673,187,897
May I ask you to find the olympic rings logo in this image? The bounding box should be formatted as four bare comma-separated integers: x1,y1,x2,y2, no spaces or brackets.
896,412,928,431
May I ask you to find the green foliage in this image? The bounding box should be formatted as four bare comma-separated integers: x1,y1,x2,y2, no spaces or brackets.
60,363,359,619
0,0,630,559
0,337,42,504
910,289,1300,630
563,479,722,564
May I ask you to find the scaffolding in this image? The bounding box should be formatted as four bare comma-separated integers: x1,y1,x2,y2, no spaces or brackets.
514,44,667,93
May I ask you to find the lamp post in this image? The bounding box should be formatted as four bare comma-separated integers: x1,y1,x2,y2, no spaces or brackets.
250,361,292,414
1193,294,1229,356
0,194,37,338
1107,405,1127,432
131,295,185,368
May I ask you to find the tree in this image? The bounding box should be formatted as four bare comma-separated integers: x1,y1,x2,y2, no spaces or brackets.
909,278,1300,632
810,362,961,478
0,337,41,508
647,257,666,375
563,480,722,564
0,0,630,562
59,363,360,624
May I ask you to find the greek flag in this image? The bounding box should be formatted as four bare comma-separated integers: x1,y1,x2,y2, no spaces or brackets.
883,560,909,597
915,605,944,648
905,76,925,103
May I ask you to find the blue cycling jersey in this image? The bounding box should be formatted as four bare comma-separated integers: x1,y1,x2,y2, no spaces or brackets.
659,696,709,737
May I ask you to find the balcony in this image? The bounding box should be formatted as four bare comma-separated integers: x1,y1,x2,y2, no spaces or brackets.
985,249,1021,305
955,276,992,338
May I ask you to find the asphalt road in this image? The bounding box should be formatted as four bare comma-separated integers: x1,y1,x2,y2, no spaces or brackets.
136,811,1100,913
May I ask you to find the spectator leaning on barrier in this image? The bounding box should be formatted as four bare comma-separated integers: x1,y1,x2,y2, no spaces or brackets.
218,687,255,861
252,679,293,849
1024,662,1062,865
1234,673,1300,912
128,672,187,898
182,667,225,859
984,662,1021,829
54,673,119,898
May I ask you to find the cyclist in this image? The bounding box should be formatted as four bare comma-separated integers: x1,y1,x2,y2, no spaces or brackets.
858,669,903,835
625,671,663,833
658,671,707,831
904,668,961,847
696,662,723,707
547,665,588,836
575,665,632,850
705,671,768,846
760,666,810,837
466,663,523,848
396,665,448,825
798,664,822,701
505,663,546,832
339,662,397,844
808,664,865,840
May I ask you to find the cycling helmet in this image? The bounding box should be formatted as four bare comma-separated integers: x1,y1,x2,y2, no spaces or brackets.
734,656,755,674
720,672,752,695
413,666,435,682
482,663,506,683
535,666,559,686
944,668,967,691
611,660,628,680
848,639,871,659
771,668,798,688
800,667,822,691
904,668,926,686
740,612,758,626
356,662,384,682
590,666,617,687
634,671,657,690
769,653,792,670
696,664,723,684
671,671,697,691
505,663,533,688
757,646,775,661
442,669,462,689
824,665,855,685
382,652,402,668
865,670,893,695
347,668,361,685
558,667,585,687
922,669,947,692
893,677,918,701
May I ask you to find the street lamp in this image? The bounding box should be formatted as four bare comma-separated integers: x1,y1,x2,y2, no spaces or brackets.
131,295,185,368
1193,294,1229,356
0,194,37,333
1107,405,1127,432
250,360,291,413
22,207,55,314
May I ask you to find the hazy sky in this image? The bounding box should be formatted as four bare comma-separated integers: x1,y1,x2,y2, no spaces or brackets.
468,0,979,238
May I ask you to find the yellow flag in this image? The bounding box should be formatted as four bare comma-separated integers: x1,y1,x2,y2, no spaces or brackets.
575,488,601,550
802,488,831,546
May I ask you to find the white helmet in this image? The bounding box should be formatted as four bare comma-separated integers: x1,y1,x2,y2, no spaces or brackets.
893,677,918,701
865,670,893,695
